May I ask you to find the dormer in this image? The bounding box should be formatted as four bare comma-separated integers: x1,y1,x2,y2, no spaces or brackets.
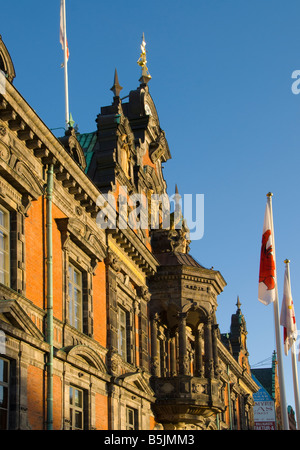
58,128,87,171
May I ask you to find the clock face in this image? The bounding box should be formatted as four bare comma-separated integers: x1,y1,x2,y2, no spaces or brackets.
145,103,151,116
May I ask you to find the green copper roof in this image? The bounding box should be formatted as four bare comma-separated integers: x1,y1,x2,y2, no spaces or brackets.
251,367,275,400
76,131,97,173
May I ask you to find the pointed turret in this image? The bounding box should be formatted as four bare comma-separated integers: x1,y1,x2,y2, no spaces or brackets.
110,68,123,100
229,296,249,364
173,184,182,227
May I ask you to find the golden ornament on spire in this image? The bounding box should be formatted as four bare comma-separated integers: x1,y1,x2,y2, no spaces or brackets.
137,33,151,84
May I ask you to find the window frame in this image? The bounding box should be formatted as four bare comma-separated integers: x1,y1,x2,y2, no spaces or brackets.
69,385,85,430
117,306,131,364
126,406,138,430
0,357,10,430
68,262,83,332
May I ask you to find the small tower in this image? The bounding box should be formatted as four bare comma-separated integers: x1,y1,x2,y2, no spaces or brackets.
230,297,250,371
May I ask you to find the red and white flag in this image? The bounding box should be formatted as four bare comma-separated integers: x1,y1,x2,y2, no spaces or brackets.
258,200,276,305
60,0,69,61
280,264,297,356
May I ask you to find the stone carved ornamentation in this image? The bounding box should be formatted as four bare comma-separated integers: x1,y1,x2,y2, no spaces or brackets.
105,251,121,272
107,349,122,376
137,285,150,301
192,383,206,394
168,226,191,254
0,125,6,136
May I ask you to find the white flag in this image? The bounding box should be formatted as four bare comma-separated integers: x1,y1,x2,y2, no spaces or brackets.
60,0,69,61
280,264,297,355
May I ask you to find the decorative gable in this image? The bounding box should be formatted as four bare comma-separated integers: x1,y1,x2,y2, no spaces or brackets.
116,369,155,399
0,299,44,340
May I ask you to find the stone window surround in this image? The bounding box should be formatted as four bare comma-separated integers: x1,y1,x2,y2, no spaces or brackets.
0,188,27,296
0,204,10,287
69,384,85,430
68,261,83,332
62,238,94,339
0,356,10,429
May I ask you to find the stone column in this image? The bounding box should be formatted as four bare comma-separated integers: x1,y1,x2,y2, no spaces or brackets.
170,335,177,376
195,327,204,377
150,313,159,376
204,317,214,378
132,299,138,367
212,323,220,379
139,300,149,371
159,334,166,377
178,312,189,375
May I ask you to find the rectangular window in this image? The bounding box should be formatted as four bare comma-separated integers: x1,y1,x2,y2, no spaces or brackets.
0,358,9,430
68,263,83,332
126,406,138,430
69,386,84,430
118,307,131,363
0,207,10,287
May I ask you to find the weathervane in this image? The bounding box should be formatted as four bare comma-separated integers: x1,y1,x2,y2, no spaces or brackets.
137,33,151,84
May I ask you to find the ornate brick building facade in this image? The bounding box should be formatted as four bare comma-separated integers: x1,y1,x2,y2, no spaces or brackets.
0,35,258,430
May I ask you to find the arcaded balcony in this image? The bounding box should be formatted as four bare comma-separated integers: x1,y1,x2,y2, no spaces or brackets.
151,374,224,424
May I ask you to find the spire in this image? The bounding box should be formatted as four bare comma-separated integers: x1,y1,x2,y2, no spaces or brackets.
137,33,151,85
173,184,182,225
236,295,242,311
110,68,123,99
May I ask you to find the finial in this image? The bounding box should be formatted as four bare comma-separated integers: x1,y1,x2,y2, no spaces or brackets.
175,184,179,195
284,259,290,264
110,68,123,98
68,113,75,129
236,295,241,310
137,33,151,85
267,192,273,198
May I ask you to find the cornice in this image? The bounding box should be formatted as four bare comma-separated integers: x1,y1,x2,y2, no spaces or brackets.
1,81,100,215
108,226,158,276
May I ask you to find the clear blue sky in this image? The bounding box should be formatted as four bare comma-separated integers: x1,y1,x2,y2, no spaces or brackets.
2,0,300,415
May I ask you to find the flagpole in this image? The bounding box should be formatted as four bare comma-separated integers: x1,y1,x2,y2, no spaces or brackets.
62,0,69,129
292,340,300,429
285,259,300,429
267,193,289,430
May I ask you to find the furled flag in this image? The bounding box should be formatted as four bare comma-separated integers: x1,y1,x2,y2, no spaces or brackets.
280,263,297,356
258,199,276,305
60,0,69,61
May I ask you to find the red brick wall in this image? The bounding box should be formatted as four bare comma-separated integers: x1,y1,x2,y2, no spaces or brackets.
25,197,66,320
25,197,44,309
95,393,108,429
52,204,66,322
27,365,44,430
93,261,106,347
53,374,62,430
